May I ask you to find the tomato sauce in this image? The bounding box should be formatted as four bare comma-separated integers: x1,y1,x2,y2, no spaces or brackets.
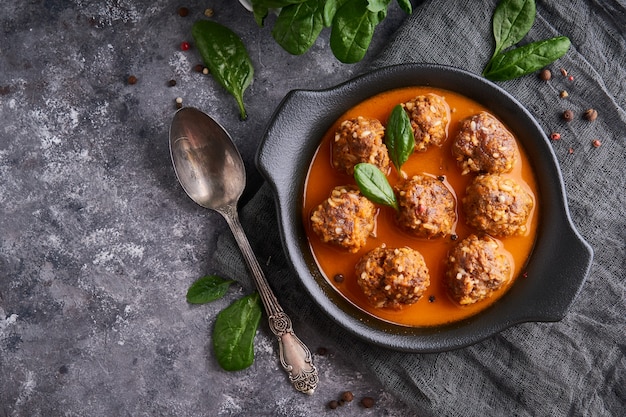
303,87,538,327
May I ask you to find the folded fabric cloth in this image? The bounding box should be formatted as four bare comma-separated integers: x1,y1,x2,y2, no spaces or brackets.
213,0,625,415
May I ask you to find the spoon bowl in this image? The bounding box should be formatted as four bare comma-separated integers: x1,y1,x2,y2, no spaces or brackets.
169,107,244,209
169,107,318,394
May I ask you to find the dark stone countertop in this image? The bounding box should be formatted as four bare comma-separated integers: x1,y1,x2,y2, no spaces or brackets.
0,1,415,416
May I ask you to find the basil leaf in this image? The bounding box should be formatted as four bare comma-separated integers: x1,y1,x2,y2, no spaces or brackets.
492,0,536,57
272,0,325,55
213,292,262,371
484,36,571,81
354,163,398,210
192,21,254,120
330,0,382,64
385,104,415,174
186,275,234,304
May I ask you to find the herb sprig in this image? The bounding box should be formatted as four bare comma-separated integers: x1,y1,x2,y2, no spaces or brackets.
483,0,570,81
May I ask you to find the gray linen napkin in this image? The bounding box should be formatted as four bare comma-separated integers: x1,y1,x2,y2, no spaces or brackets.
213,0,625,415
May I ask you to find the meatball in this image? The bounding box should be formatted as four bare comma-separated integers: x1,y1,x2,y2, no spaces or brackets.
310,185,376,253
394,174,456,239
332,116,390,175
401,94,450,152
445,234,512,305
452,112,518,175
463,174,534,237
356,245,430,309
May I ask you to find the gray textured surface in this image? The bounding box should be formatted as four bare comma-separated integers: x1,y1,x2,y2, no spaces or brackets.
0,1,414,416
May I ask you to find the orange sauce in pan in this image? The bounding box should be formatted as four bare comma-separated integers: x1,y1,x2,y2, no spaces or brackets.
303,87,539,327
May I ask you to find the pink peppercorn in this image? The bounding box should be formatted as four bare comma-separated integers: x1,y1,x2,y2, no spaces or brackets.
180,41,190,51
550,132,561,140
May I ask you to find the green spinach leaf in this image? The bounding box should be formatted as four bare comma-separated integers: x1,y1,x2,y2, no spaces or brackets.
213,292,263,371
251,0,307,26
186,275,234,304
272,0,325,55
330,0,384,64
354,163,398,210
396,0,412,14
483,36,571,81
192,20,254,120
491,0,536,58
367,0,391,13
385,104,415,175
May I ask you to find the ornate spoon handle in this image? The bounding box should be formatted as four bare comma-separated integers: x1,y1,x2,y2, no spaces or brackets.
220,204,319,394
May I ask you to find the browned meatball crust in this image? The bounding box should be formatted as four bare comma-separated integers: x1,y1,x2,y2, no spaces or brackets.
445,234,512,305
394,174,457,239
452,112,518,175
332,116,390,175
401,94,450,152
310,185,376,253
356,245,430,309
463,174,533,237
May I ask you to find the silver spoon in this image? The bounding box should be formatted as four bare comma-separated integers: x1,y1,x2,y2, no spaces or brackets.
169,107,318,395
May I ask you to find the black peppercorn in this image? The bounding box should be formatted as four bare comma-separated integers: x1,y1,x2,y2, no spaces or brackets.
361,397,375,408
333,273,344,283
583,108,598,121
328,400,339,409
562,109,574,122
341,391,354,402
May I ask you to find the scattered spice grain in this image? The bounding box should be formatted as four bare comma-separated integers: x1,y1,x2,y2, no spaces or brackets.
316,347,328,356
361,397,376,408
428,295,436,303
180,41,190,51
592,139,601,148
328,400,339,410
177,7,189,17
560,90,569,98
341,391,354,402
539,68,551,81
550,132,561,141
127,75,137,85
333,273,344,283
168,79,177,87
583,109,598,121
560,68,568,76
562,110,574,122
568,147,574,154
204,8,214,17
193,64,204,73
175,97,183,109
